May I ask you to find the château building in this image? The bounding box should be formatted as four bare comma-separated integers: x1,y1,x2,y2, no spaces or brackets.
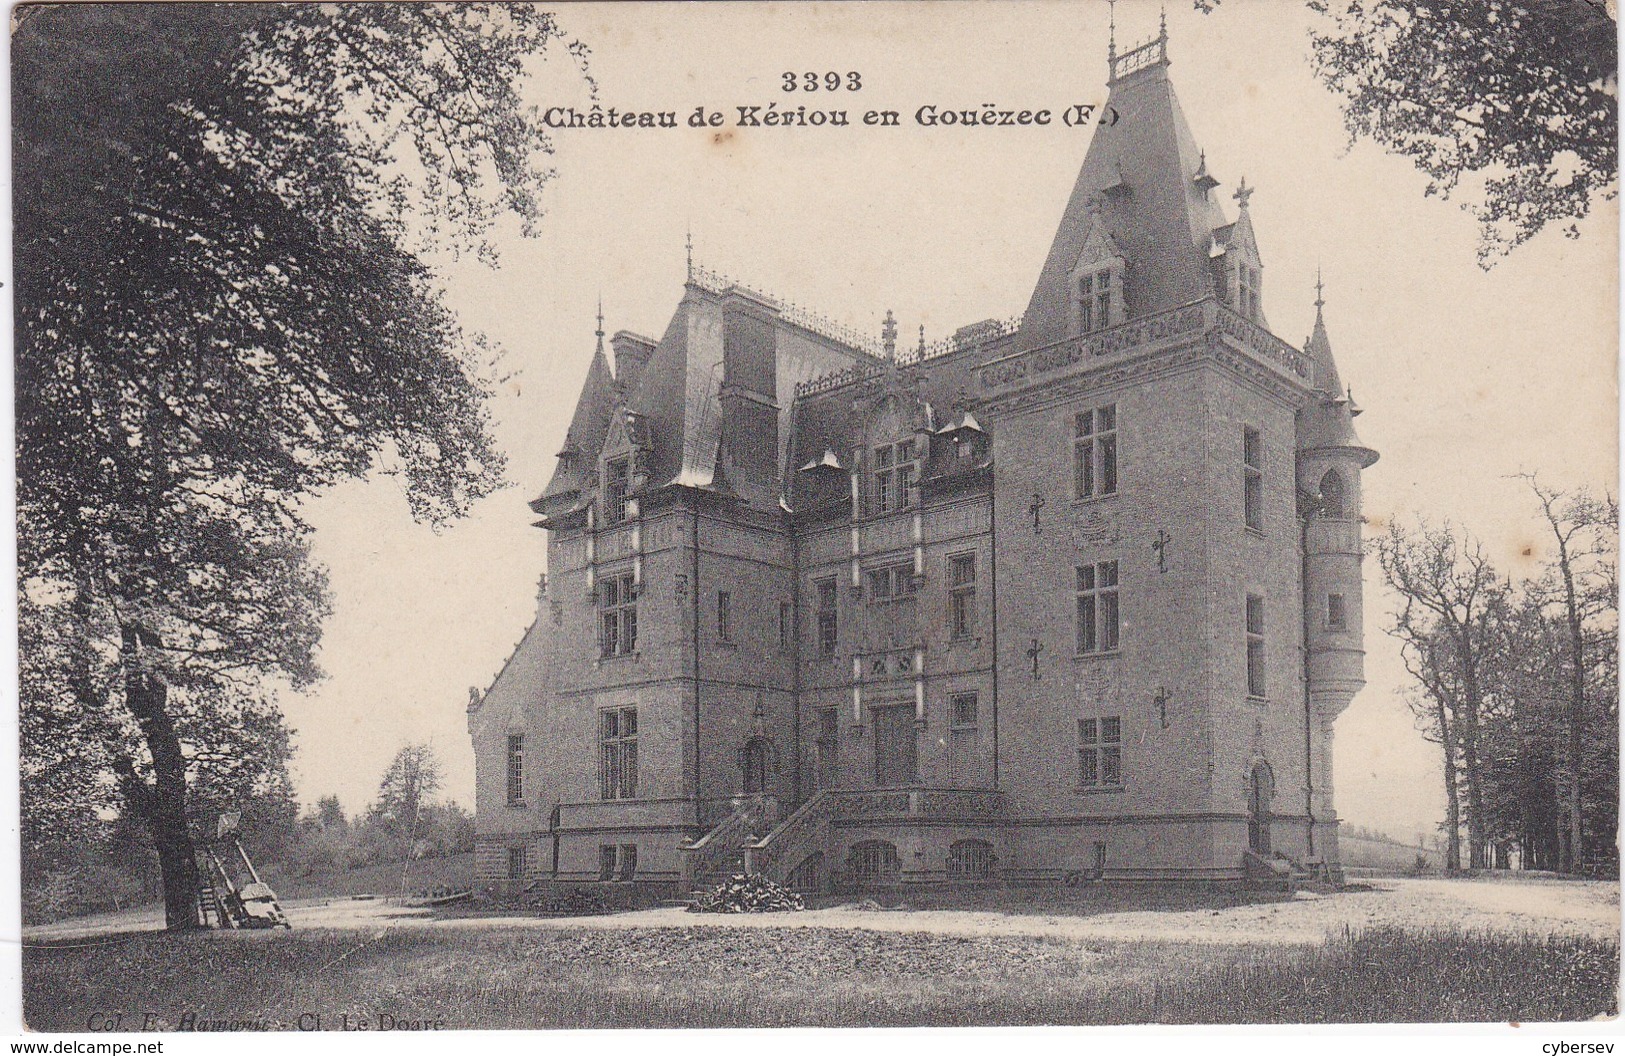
467,25,1377,891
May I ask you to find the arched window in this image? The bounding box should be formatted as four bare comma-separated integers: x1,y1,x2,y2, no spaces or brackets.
947,839,997,881
849,840,901,884
1319,468,1346,518
742,738,770,794
786,852,825,894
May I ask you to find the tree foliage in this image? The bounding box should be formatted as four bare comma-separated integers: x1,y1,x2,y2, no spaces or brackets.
14,4,583,927
1198,0,1618,264
367,744,446,841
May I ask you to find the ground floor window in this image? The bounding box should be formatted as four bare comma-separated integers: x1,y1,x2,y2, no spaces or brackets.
1078,716,1123,787
599,843,638,881
507,845,527,881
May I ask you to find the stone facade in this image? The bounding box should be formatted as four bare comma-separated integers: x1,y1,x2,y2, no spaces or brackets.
468,29,1376,891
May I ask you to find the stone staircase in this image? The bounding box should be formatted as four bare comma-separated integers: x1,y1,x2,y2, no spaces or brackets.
744,790,840,891
1242,849,1330,891
678,795,778,898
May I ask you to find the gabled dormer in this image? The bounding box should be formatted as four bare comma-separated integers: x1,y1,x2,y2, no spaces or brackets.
1070,196,1127,336
1212,177,1266,326
854,379,934,518
597,407,649,527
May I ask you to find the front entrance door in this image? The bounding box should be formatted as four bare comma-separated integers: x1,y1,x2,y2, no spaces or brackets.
742,738,768,794
1248,763,1274,854
872,705,917,786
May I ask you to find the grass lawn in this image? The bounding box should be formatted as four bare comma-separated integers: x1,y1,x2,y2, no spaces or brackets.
23,922,1617,1030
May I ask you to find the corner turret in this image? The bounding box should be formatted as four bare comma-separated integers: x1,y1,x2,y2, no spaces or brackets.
1296,278,1377,872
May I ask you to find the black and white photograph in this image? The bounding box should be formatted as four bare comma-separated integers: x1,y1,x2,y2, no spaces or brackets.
10,0,1621,1040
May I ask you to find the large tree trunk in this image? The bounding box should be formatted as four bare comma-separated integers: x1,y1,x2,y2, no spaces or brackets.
1457,644,1489,870
1560,559,1587,873
120,627,201,930
1436,694,1463,872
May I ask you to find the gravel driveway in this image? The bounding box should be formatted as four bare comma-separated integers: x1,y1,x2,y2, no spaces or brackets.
27,875,1618,947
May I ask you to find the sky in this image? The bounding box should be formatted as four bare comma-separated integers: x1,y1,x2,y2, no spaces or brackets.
277,0,1619,843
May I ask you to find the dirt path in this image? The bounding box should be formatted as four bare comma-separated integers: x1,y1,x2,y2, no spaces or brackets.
25,876,1618,947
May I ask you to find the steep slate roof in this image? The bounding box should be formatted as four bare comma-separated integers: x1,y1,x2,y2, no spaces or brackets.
626,295,716,490
539,341,617,502
1021,35,1233,348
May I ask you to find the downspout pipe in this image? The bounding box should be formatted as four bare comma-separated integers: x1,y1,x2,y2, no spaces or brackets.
1300,498,1316,859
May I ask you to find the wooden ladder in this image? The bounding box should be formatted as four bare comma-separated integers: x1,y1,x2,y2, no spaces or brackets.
195,853,235,928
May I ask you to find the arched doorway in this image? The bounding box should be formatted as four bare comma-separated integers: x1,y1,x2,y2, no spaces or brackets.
1248,763,1274,854
742,737,770,794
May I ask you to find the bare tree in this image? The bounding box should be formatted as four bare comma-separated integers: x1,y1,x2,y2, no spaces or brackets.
1378,520,1510,870
1517,474,1619,871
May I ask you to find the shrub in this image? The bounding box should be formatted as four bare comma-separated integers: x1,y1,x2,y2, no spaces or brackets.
689,873,804,914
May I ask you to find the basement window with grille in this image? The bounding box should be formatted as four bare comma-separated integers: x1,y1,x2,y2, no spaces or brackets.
947,839,996,881
849,840,901,885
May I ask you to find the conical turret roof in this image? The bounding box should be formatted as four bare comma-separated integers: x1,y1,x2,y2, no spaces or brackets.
1297,289,1377,466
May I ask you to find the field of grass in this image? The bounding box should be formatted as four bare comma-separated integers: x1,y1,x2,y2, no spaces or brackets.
24,922,1617,1030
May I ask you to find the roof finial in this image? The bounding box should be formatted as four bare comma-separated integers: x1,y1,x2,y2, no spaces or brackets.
918,324,926,356
1314,265,1325,311
595,295,605,355
882,308,898,359
685,225,694,277
1160,2,1168,42
1108,0,1117,63
1233,175,1254,211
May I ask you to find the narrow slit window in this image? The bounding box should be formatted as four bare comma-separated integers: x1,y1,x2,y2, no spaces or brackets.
1246,595,1266,698
1243,426,1263,531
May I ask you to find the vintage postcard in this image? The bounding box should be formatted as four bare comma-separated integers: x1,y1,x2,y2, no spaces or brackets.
11,0,1620,1042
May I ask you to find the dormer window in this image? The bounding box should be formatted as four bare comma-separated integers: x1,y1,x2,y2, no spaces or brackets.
1230,257,1261,321
872,439,917,515
1240,262,1260,319
604,457,631,525
1079,270,1114,334
1070,256,1124,336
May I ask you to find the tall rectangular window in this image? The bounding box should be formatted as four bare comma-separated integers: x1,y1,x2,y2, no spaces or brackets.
948,552,977,638
1246,594,1266,698
598,844,617,882
1327,592,1347,631
506,734,524,806
717,591,732,642
604,457,631,525
872,439,918,514
599,706,638,800
816,577,838,655
1243,426,1264,531
779,601,792,650
1074,405,1118,499
1075,561,1121,654
949,692,979,789
508,845,527,881
815,707,839,790
1078,717,1123,787
599,573,637,657
618,844,638,882
1078,270,1113,333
